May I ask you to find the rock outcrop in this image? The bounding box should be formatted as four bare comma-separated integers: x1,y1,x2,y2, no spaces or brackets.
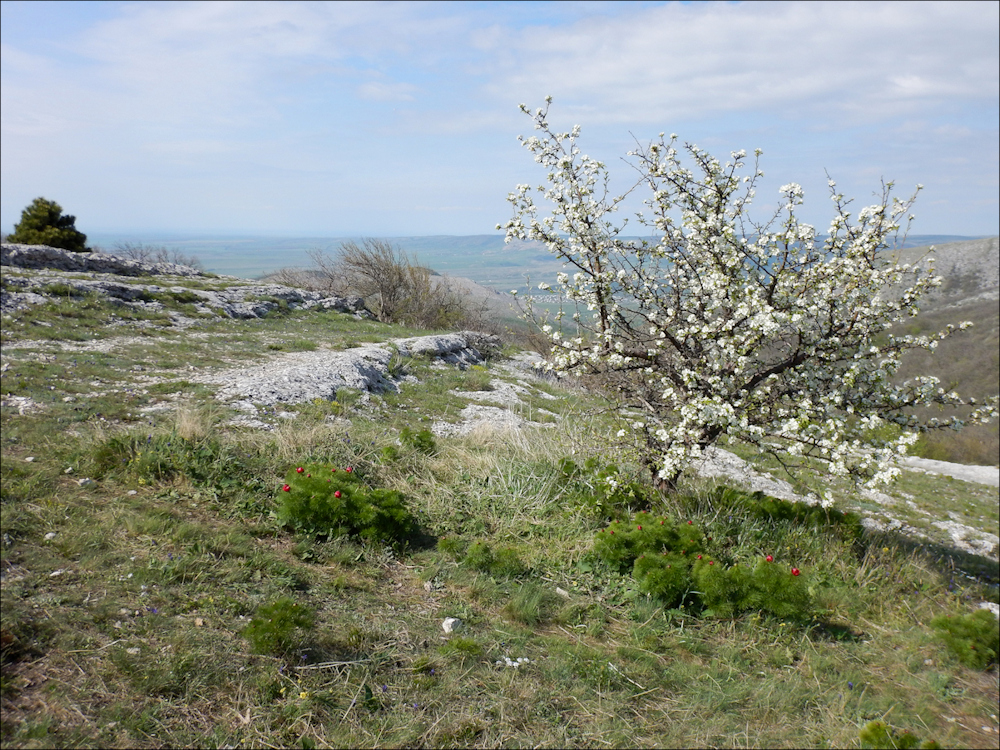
1,242,369,319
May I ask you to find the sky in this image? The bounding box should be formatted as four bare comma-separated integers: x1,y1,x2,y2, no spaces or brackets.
1,0,998,238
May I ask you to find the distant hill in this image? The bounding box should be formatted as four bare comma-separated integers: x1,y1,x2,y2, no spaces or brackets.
889,237,999,465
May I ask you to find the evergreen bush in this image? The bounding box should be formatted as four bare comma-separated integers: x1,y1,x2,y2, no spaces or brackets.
242,597,315,656
277,464,417,546
8,197,88,252
594,511,813,618
859,720,939,749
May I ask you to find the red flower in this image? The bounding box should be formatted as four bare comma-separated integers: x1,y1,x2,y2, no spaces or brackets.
697,555,703,560
708,561,714,566
345,466,353,473
687,520,693,525
791,568,800,576
609,530,614,535
296,467,304,474
765,555,773,562
637,525,642,531
282,484,291,492
331,468,337,473
334,491,342,499
306,474,311,478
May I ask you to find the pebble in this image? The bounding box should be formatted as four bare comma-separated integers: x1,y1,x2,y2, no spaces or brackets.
442,617,462,634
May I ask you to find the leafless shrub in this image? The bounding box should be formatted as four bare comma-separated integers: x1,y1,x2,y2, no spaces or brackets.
305,239,467,328
111,241,204,270
263,267,323,290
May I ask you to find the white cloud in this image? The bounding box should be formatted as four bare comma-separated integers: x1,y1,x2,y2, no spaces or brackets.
481,1,999,126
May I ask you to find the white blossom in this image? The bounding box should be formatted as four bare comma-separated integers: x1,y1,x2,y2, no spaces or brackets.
502,100,998,490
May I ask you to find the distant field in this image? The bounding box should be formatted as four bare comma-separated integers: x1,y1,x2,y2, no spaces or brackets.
86,233,565,292
86,233,990,290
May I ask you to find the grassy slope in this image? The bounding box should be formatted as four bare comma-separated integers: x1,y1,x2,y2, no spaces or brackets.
1,266,998,749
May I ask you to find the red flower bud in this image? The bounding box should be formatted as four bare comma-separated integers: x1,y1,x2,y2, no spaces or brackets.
345,466,353,473
282,484,290,492
334,490,342,499
296,467,304,473
687,520,693,525
791,568,800,576
306,474,311,478
697,555,703,560
765,555,773,562
708,561,714,566
637,525,642,531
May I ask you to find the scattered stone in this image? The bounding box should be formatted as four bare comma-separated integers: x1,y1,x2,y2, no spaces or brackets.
44,532,57,541
556,587,570,598
77,478,97,488
2,396,43,415
442,617,462,634
496,656,530,668
24,456,35,462
64,467,74,474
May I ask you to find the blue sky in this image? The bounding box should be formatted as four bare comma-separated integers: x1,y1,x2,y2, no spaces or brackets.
2,0,998,237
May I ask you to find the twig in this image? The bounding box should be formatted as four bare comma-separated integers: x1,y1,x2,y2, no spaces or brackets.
294,658,370,671
66,639,122,653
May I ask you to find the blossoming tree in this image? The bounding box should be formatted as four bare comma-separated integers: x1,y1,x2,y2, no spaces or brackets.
500,99,998,492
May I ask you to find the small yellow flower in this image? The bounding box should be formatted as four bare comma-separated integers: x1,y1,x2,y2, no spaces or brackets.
299,691,309,700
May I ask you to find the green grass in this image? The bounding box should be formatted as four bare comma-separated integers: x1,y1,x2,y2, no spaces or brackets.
2,266,998,749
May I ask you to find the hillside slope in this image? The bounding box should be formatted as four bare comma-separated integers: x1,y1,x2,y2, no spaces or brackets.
2,243,998,749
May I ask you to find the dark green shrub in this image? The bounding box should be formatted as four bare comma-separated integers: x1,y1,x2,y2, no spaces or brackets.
463,540,495,572
8,197,88,252
709,486,864,541
400,427,437,455
594,511,813,619
593,513,707,573
930,609,999,669
859,720,939,749
692,557,811,619
633,553,691,605
460,540,527,578
277,464,417,546
242,598,315,656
